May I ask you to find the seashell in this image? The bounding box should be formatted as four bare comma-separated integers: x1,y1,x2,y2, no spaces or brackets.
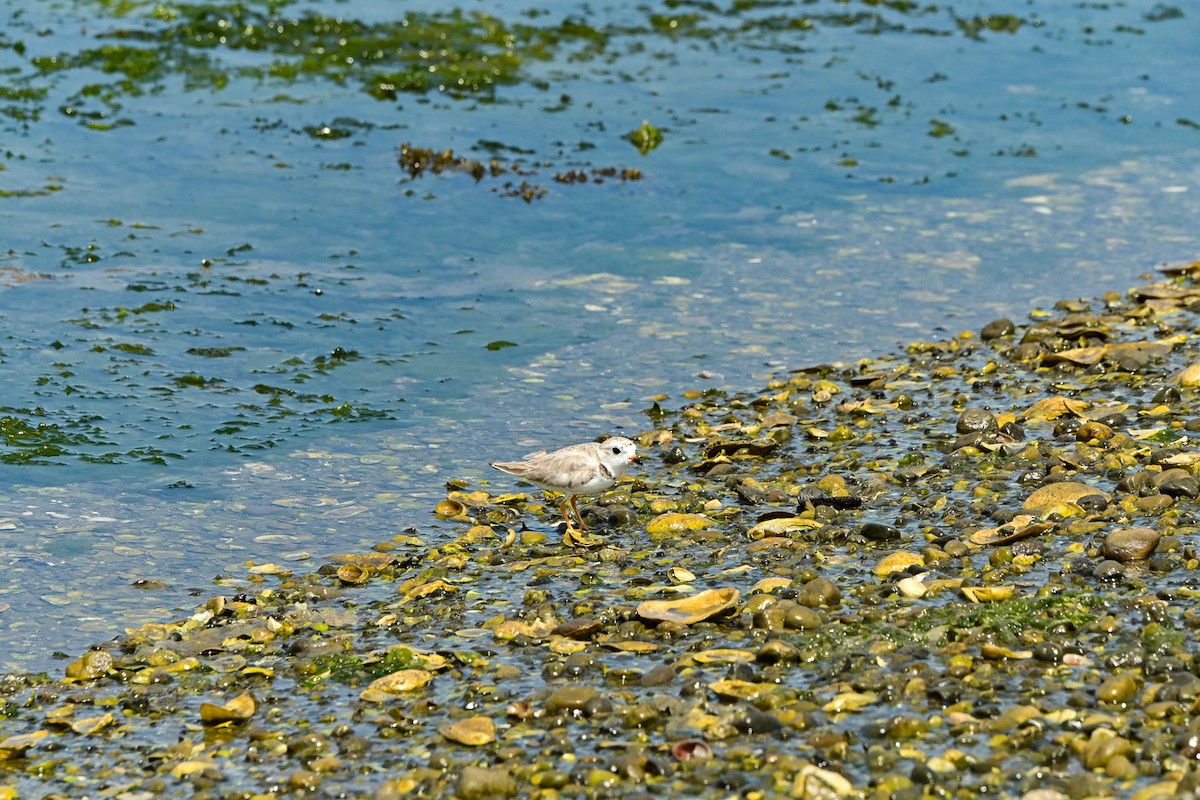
603,640,659,653
981,643,1032,660
873,551,924,579
1023,481,1109,510
750,577,792,594
671,739,712,761
439,716,495,746
1019,396,1089,421
336,564,371,584
960,585,1016,603
690,648,756,664
434,499,469,519
645,513,713,535
747,516,823,539
667,567,696,585
399,579,457,600
708,678,772,701
70,712,115,735
359,669,433,702
247,563,291,575
636,587,740,626
199,692,256,725
969,515,1056,545
0,730,47,760
822,690,878,713
563,528,605,548
792,764,855,798
330,552,397,569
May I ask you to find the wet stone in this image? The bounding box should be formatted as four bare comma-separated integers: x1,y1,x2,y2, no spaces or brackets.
1132,494,1173,513
1102,528,1160,562
1095,673,1139,705
551,618,603,639
545,686,609,717
980,318,1015,340
606,505,639,526
65,649,114,680
1153,468,1200,498
640,664,676,687
1075,421,1113,442
956,408,998,434
796,577,841,608
726,706,782,734
860,522,901,542
457,766,517,799
756,640,801,664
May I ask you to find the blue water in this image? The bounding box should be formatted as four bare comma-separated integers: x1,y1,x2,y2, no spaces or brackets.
0,0,1196,671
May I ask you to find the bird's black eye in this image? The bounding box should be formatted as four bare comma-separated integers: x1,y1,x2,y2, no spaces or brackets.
611,446,621,454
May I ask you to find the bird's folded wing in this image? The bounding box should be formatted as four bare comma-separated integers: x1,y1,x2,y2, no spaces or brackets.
526,450,599,489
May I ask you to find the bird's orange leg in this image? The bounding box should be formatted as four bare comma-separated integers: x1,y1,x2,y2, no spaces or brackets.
571,495,592,530
556,496,575,530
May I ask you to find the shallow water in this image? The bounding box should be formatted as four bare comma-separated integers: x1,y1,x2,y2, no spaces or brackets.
0,0,1197,672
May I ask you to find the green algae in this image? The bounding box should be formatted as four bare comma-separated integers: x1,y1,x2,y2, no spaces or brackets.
33,2,564,108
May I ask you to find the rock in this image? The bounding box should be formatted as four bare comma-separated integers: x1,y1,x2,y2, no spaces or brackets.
645,513,713,535
457,766,517,799
551,618,603,639
1080,731,1134,769
980,318,1015,340
1075,421,1113,442
545,687,603,717
1102,528,1160,562
756,640,801,664
860,522,901,542
956,408,998,433
1095,673,1139,705
65,650,113,681
752,599,822,631
1174,363,1200,386
439,716,495,746
640,664,676,686
1094,560,1126,581
1022,481,1109,512
1152,468,1200,498
796,577,841,608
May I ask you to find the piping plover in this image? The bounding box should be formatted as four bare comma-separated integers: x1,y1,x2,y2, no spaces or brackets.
490,436,639,530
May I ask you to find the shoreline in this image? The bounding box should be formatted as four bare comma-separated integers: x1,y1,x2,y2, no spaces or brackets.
2,263,1199,798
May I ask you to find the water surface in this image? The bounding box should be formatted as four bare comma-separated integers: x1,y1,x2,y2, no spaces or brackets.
0,0,1196,671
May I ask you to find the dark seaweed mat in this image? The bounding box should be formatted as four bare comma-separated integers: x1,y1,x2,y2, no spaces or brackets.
4,269,1200,798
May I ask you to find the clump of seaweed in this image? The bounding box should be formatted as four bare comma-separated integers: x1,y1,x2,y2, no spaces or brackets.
398,143,643,202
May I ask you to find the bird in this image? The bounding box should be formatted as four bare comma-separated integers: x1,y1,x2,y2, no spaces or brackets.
490,436,639,530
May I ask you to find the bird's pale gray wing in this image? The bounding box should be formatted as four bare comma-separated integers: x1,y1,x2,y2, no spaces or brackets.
521,446,601,490
489,459,531,477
